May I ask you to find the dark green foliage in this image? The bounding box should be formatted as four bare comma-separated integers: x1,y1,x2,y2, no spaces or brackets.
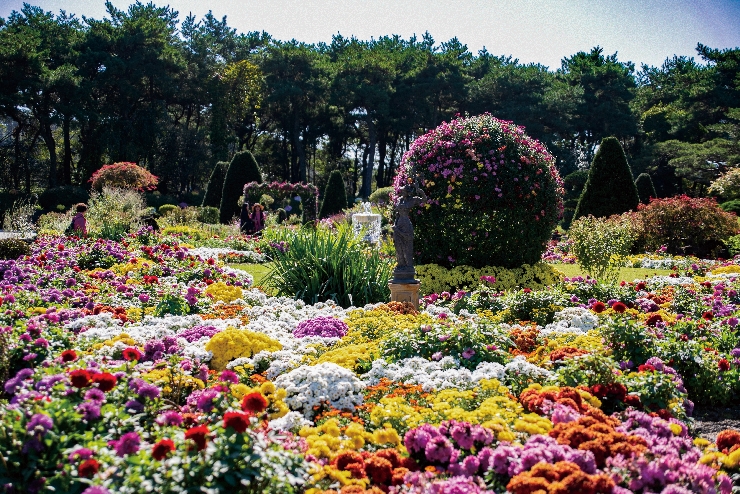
634,173,657,204
319,170,348,219
198,206,220,224
202,162,228,208
0,239,31,260
574,137,640,220
276,208,288,222
561,170,589,229
38,186,89,211
302,194,318,224
720,200,740,216
220,151,262,224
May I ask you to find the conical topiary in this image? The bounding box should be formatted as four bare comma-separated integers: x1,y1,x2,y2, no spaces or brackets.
635,173,657,204
319,170,348,219
201,162,228,209
574,137,640,220
220,151,262,224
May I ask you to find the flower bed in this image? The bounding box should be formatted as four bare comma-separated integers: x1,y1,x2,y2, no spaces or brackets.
2,234,740,493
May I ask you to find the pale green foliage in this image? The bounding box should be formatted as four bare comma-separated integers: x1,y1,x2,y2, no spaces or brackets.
86,187,147,239
708,167,740,200
2,198,36,236
37,211,74,235
569,215,635,284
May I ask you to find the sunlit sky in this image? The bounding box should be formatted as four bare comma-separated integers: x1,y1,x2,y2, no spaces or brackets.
2,0,739,70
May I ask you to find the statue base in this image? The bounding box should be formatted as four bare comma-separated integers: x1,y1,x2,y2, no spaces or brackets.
389,279,421,310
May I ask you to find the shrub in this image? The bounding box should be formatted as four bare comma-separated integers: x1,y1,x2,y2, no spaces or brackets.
220,151,262,224
0,238,31,260
86,187,146,240
629,195,739,257
414,263,563,295
720,199,740,215
568,215,635,284
2,198,35,236
634,173,657,204
369,186,393,205
89,162,158,192
38,186,89,211
202,161,229,208
161,225,207,241
394,113,564,269
708,167,740,201
319,170,348,219
265,224,393,308
159,206,199,226
574,137,639,220
276,208,288,223
37,211,73,235
198,206,220,224
157,204,178,216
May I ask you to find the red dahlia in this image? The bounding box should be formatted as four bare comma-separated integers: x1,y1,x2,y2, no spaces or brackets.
591,302,606,314
184,425,209,451
719,358,731,372
92,372,117,392
241,392,268,413
78,458,99,477
61,349,78,362
69,369,92,388
151,438,176,460
223,411,251,433
612,302,627,314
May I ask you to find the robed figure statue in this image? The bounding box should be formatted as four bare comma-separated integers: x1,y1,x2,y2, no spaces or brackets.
392,179,426,281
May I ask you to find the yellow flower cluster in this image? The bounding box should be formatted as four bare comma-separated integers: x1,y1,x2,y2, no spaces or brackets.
299,418,402,460
311,343,378,371
415,263,564,296
544,331,606,354
205,327,282,370
110,261,153,276
204,282,244,303
342,309,432,345
161,225,207,240
144,367,204,402
710,265,740,275
92,332,136,350
700,448,740,472
230,381,290,420
126,306,156,322
308,465,368,491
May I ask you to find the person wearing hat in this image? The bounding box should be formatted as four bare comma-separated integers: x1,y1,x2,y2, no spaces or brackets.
251,203,265,234
240,202,254,234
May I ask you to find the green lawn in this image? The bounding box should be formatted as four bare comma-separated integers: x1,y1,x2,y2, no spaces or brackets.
548,263,673,281
229,263,273,291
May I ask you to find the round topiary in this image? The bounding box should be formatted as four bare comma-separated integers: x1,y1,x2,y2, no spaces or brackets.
319,170,348,219
721,200,740,216
201,161,228,208
220,151,262,224
89,162,158,191
634,173,657,204
394,113,564,269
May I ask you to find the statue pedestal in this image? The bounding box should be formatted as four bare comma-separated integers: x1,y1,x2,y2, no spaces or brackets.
389,280,421,310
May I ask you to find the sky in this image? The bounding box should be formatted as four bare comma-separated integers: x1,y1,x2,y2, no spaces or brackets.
1,0,739,70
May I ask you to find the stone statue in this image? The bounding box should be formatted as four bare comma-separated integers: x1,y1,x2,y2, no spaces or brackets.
392,179,427,281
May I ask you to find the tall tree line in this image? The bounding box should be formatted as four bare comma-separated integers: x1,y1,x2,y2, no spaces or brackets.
0,1,738,199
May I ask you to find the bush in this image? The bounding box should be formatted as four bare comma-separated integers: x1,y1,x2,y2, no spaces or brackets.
159,206,199,226
89,162,158,191
708,167,740,201
629,195,739,257
157,204,178,216
38,186,89,211
161,225,207,241
634,173,657,204
86,187,146,240
319,170,348,219
394,113,564,269
369,186,394,205
0,238,31,260
414,262,563,296
37,211,73,235
198,206,220,224
220,151,262,224
574,137,639,220
720,199,740,215
569,215,635,284
144,191,178,208
202,161,228,208
265,225,393,308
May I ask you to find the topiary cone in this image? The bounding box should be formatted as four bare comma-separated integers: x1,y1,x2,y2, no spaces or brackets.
319,170,348,219
202,162,228,209
220,151,262,224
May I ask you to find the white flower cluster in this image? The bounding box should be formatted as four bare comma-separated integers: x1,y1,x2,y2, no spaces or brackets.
362,357,505,391
634,276,696,287
268,411,313,431
187,247,266,264
273,363,365,416
541,307,598,337
503,356,554,380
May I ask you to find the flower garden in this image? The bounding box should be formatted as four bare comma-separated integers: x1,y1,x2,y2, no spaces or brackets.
4,115,740,494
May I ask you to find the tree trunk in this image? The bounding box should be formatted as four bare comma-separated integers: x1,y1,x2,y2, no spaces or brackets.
41,120,58,188
62,115,72,185
362,114,376,199
293,116,307,182
376,131,386,189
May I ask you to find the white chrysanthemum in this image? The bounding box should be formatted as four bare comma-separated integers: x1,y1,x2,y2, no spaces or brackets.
363,357,504,392
268,411,313,431
503,356,553,379
541,307,598,337
273,363,365,416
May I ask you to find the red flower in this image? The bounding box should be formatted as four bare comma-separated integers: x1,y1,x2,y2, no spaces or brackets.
638,364,656,373
702,311,714,320
612,302,627,314
717,430,740,453
719,358,731,372
122,347,142,361
241,392,268,413
591,302,606,314
636,281,647,291
151,438,176,460
92,372,117,392
61,349,78,362
645,313,663,327
78,458,99,477
624,395,642,407
69,369,92,388
184,425,209,451
223,411,251,433
523,288,532,293
679,334,689,342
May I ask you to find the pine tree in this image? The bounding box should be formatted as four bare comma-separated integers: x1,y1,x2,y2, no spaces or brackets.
219,151,262,224
574,137,640,220
201,162,228,208
635,173,657,204
319,170,348,219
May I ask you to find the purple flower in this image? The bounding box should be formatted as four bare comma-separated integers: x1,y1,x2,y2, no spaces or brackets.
431,352,443,361
219,370,239,384
293,316,348,338
26,413,53,436
425,436,454,464
68,447,94,462
77,402,101,421
438,334,450,342
124,400,145,413
461,348,475,360
196,388,219,412
179,325,221,343
84,388,106,403
110,431,140,457
138,293,150,303
81,487,110,494
156,410,184,427
137,383,161,400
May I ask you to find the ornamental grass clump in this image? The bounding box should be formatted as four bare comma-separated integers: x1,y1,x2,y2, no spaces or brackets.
265,225,392,308
394,113,564,269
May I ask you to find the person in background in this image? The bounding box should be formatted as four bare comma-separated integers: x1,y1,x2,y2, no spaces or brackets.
251,203,265,234
240,202,254,234
72,203,88,236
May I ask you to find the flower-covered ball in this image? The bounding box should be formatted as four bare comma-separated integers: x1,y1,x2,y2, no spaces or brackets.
394,114,564,268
